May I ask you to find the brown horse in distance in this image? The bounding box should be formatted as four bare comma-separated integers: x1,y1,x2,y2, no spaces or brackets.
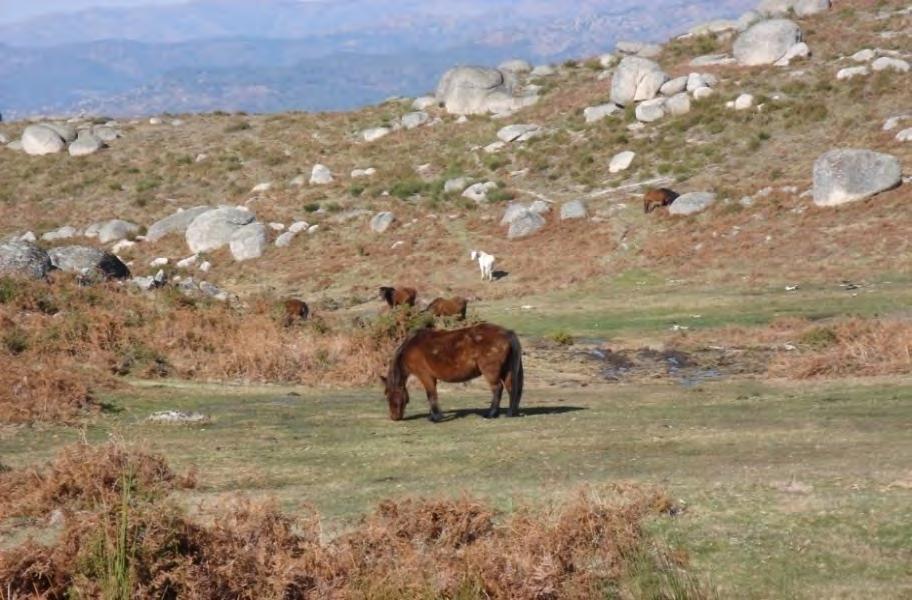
380,286,417,308
643,188,680,214
425,296,468,320
283,299,309,326
381,323,523,422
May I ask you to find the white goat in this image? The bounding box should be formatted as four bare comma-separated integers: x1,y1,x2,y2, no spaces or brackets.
470,250,496,281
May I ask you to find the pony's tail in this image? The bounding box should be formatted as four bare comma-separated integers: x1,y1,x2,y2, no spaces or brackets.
507,331,524,416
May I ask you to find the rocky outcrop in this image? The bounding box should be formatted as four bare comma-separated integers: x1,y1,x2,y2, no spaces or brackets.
610,57,667,106
733,19,802,66
812,149,902,206
146,206,213,242
48,245,130,279
185,207,256,253
435,66,537,115
0,240,52,279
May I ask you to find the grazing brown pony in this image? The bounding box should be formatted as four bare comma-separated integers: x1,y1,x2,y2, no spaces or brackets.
643,187,680,214
283,299,309,326
425,296,468,320
380,323,523,422
380,286,417,308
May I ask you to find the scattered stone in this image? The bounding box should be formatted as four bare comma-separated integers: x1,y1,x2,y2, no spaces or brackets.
290,174,307,186
0,240,52,279
498,59,533,74
229,222,268,262
198,261,212,272
186,207,256,253
412,96,437,110
660,76,688,96
758,0,830,17
362,127,391,142
507,210,546,239
401,111,430,129
110,239,135,253
484,141,506,153
837,66,870,80
616,41,662,58
6,140,23,152
896,128,912,142
609,150,636,174
734,93,755,110
97,219,139,244
529,200,551,214
43,123,77,143
497,123,542,143
150,257,169,267
500,203,530,225
733,19,803,66
665,92,692,115
18,231,36,242
693,87,715,100
812,148,902,206
444,177,469,193
635,98,666,122
872,56,910,72
310,164,333,185
21,125,65,155
852,48,876,62
48,245,130,279
690,54,737,66
351,167,376,178
462,181,498,203
92,125,120,142
669,192,717,215
883,115,910,131
598,54,617,68
560,200,588,220
610,56,668,106
370,212,395,233
251,182,272,193
773,42,810,66
146,206,212,242
275,231,297,248
268,223,285,231
690,19,739,36
146,410,211,424
41,226,78,242
583,103,620,123
289,221,309,234
149,117,162,125
68,131,104,157
132,270,167,291
530,65,555,77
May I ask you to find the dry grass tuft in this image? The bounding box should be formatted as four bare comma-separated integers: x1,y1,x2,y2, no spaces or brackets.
0,444,703,599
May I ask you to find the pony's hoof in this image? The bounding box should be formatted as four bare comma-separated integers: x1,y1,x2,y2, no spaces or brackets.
506,410,516,418
484,409,500,419
428,413,443,423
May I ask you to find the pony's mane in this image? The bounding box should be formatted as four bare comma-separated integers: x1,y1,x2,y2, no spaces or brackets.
386,329,424,389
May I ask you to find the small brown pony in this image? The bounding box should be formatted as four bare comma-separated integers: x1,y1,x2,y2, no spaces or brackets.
425,296,468,320
381,323,523,422
643,188,679,214
283,299,309,326
380,286,417,308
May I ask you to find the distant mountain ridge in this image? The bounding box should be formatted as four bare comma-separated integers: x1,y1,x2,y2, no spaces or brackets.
0,0,756,119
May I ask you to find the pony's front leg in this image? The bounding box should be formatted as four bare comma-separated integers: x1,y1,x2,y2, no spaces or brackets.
418,375,443,422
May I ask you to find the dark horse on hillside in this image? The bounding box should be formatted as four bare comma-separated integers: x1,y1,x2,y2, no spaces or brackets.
379,286,418,308
380,323,523,422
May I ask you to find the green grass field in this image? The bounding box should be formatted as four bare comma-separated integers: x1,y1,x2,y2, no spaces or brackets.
3,373,911,598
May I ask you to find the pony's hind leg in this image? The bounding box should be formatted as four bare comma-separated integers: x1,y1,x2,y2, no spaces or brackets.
504,371,518,417
485,380,504,419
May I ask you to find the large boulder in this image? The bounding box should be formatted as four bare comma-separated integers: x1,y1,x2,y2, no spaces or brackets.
21,125,66,156
507,210,546,239
185,207,256,253
43,123,77,143
758,0,830,17
669,192,717,215
97,219,139,244
0,240,52,279
500,203,529,225
609,150,636,174
812,149,902,207
370,211,395,233
733,19,802,66
68,131,104,157
435,66,536,115
229,222,268,262
92,125,121,142
48,245,130,279
146,206,213,242
610,57,668,106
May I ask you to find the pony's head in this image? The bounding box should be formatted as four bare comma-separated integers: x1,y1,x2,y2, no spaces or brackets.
469,250,478,261
379,286,395,306
379,374,409,421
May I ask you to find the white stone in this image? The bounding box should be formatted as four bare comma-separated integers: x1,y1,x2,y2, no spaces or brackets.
251,182,272,193
609,151,636,173
660,76,688,96
362,127,391,142
150,257,169,267
872,56,910,72
583,103,620,123
310,164,333,185
837,66,869,80
635,98,666,122
351,167,376,178
852,49,876,62
693,87,715,100
734,93,755,110
896,128,912,142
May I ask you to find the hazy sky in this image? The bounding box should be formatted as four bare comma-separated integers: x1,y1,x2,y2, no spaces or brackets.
0,0,189,23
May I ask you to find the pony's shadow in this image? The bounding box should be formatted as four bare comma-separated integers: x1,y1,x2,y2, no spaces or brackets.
492,270,509,281
403,405,586,423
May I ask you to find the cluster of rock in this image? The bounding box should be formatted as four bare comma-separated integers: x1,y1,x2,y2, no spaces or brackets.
434,64,540,117
498,199,587,239
360,110,436,142
884,114,912,143
7,120,121,157
0,238,129,282
837,48,910,80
